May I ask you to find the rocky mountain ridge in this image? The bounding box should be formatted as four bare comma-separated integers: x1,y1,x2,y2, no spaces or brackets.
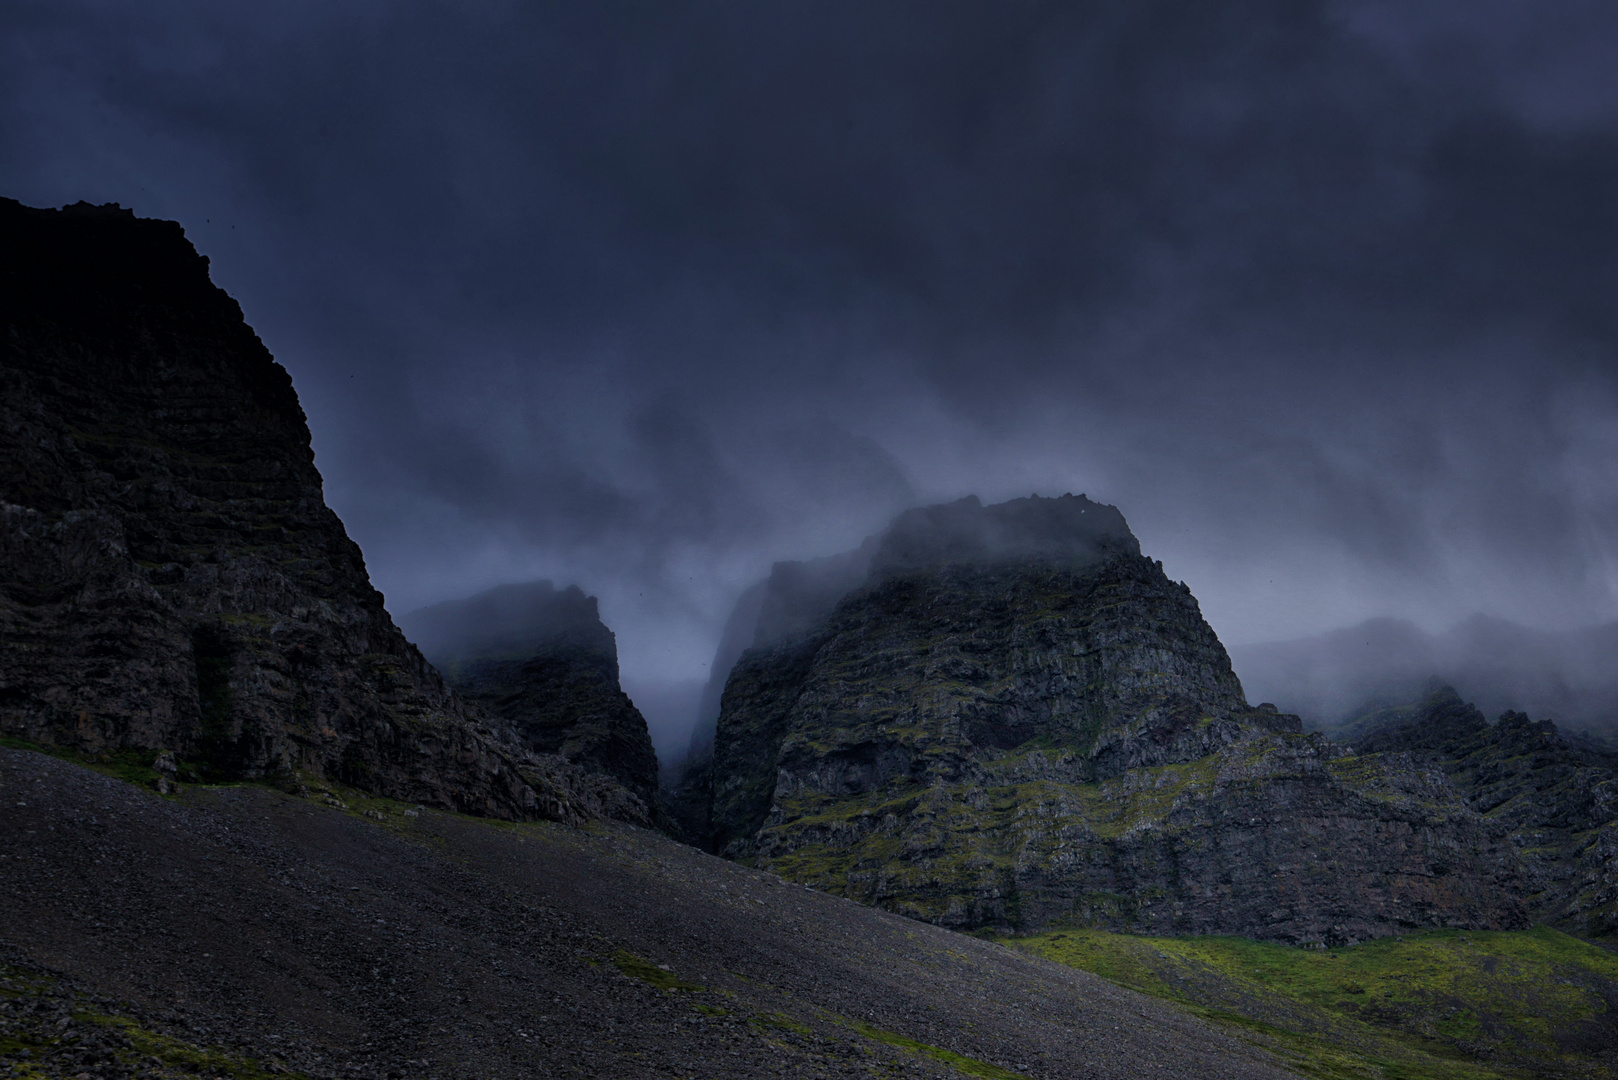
1349,685,1618,935
696,495,1529,945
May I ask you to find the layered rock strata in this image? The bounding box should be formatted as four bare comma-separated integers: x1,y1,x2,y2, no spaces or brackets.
666,539,876,841
0,198,613,822
1352,686,1618,935
399,581,660,817
703,494,1528,944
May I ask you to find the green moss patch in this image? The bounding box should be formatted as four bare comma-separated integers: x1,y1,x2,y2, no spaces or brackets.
0,736,179,793
82,1012,302,1079
1010,924,1618,1079
759,754,1227,921
0,963,304,1080
854,1021,1023,1079
750,1011,812,1035
610,950,705,992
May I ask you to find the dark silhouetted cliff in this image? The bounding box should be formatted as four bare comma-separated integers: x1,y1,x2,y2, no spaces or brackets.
0,198,616,822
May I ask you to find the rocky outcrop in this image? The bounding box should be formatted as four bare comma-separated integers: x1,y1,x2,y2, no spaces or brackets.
1352,686,1618,936
665,539,877,841
0,198,612,822
399,581,660,818
702,494,1528,944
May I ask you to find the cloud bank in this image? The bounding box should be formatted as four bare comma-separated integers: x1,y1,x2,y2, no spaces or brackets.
4,1,1616,689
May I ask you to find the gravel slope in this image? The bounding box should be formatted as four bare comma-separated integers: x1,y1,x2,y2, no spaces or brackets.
0,748,1298,1079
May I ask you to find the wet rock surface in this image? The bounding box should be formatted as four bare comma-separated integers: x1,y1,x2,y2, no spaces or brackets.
1352,685,1618,935
702,496,1528,944
0,748,1303,1080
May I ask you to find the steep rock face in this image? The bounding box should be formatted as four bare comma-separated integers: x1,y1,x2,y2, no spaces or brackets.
664,540,876,841
705,494,1527,944
710,555,1261,850
0,198,595,821
399,582,659,817
1353,686,1618,935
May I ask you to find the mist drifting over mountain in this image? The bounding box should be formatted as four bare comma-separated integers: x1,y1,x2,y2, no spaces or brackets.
5,1,1617,696
1232,616,1618,736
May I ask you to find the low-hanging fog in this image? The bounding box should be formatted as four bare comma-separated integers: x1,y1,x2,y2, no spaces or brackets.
5,2,1617,752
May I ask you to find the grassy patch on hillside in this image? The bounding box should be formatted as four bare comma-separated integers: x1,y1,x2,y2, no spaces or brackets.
854,1021,1023,1079
750,1011,813,1036
610,949,705,992
1008,925,1618,1079
0,738,445,833
0,736,175,792
0,962,304,1080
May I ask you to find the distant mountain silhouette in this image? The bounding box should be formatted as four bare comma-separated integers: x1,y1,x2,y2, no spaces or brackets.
1231,615,1618,736
399,582,662,822
0,197,557,819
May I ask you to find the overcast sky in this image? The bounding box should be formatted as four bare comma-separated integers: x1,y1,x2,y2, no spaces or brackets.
5,1,1618,689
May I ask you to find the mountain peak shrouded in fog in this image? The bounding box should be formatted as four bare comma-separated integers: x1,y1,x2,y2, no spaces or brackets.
752,492,1143,651
670,493,1149,777
399,582,610,671
871,493,1140,575
684,487,1531,945
397,580,661,818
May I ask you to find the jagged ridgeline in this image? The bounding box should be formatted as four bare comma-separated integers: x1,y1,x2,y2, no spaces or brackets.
397,582,660,820
1349,686,1618,936
694,494,1527,945
0,198,636,823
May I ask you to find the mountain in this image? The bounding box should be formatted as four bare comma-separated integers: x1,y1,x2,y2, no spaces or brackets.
1347,685,1618,935
398,581,660,822
696,494,1527,945
0,198,601,823
1232,615,1618,736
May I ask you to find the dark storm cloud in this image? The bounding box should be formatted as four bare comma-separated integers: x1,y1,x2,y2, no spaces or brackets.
4,0,1618,689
